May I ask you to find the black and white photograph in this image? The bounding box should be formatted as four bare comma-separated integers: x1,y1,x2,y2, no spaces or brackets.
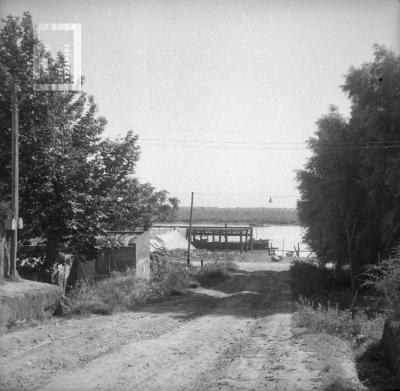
0,0,400,390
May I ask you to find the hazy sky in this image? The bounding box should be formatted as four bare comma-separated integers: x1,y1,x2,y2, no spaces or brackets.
1,0,399,207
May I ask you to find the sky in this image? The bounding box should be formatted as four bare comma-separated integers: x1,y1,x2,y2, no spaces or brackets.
1,0,399,207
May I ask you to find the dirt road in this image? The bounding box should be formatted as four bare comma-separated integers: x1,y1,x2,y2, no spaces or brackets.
0,261,360,391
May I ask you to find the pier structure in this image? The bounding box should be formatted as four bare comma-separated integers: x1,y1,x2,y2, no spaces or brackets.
153,224,255,252
190,225,254,252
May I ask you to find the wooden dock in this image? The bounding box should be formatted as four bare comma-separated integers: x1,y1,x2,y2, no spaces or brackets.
191,225,253,252
153,224,271,252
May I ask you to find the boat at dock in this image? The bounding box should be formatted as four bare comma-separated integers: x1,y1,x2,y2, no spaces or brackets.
192,238,272,252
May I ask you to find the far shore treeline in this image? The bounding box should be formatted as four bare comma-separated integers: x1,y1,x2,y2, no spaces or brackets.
174,207,299,225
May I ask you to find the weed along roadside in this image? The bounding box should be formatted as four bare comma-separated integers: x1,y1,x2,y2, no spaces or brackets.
2,246,400,390
0,251,379,391
290,259,400,390
64,249,236,316
0,254,314,391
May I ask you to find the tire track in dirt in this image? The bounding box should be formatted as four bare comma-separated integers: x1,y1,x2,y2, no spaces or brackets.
37,263,326,391
0,294,218,391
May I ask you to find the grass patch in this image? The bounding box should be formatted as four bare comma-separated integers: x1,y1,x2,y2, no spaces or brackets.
0,281,62,333
66,251,236,316
290,260,400,389
295,297,385,343
196,259,235,287
68,273,157,315
290,260,351,303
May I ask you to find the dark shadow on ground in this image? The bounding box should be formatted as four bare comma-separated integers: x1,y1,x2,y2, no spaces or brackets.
355,341,400,391
130,267,294,321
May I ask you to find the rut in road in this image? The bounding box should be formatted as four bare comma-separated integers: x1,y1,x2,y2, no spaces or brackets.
38,263,325,391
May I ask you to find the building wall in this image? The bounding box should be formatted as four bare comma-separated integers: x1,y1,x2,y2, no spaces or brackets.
96,247,135,278
67,232,151,284
76,259,96,284
132,231,151,281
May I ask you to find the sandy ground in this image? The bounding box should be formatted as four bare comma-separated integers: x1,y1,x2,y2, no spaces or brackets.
0,259,362,391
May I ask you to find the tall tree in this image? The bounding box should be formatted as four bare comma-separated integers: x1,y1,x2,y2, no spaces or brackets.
297,45,400,286
0,13,178,274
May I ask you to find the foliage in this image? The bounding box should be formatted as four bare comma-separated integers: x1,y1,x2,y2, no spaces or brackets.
196,259,234,287
297,45,400,287
104,182,179,230
67,249,236,316
68,270,158,315
0,13,179,275
150,248,191,294
67,255,192,315
290,260,351,301
363,246,400,320
296,297,385,344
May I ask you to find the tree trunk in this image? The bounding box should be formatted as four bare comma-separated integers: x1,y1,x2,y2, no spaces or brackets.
344,217,359,295
45,230,62,282
0,204,14,280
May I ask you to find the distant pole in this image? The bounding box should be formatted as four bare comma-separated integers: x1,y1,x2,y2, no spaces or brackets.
187,192,194,265
10,82,20,280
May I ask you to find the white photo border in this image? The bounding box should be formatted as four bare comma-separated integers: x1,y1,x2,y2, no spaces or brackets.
33,23,81,91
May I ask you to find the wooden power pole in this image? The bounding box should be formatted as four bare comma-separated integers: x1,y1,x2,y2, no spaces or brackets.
186,192,194,265
10,82,20,280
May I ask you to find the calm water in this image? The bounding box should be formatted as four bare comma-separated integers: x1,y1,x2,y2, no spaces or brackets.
252,225,308,254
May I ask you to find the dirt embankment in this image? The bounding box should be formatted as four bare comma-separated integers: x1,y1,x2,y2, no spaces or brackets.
0,261,363,391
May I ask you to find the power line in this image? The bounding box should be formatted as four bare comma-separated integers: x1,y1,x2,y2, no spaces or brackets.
139,142,400,151
195,192,299,198
105,124,277,135
140,137,307,145
140,137,400,146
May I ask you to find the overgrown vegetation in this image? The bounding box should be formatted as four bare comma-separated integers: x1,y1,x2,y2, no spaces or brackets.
0,13,179,281
67,272,157,315
65,250,234,316
290,260,351,303
291,261,384,341
363,246,400,320
296,297,384,343
291,259,400,389
297,45,400,290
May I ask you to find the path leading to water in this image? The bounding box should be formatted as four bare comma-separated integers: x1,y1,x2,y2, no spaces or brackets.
0,261,360,391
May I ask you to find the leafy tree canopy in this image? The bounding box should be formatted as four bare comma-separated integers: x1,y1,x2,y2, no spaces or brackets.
0,13,179,271
297,45,400,286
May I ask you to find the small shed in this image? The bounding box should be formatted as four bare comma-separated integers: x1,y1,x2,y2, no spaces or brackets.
70,231,151,285
96,230,151,281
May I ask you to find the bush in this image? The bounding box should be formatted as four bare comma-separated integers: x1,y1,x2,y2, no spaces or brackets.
196,260,233,287
290,260,351,301
363,246,400,320
296,297,385,343
67,250,237,316
68,271,157,315
150,249,190,294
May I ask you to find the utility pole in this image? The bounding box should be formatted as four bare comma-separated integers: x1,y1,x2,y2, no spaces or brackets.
187,192,194,265
10,82,20,280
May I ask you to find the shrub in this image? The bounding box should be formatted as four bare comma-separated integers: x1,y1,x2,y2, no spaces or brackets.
196,260,233,287
290,261,328,297
363,246,400,320
67,250,236,316
296,297,385,343
290,260,351,302
150,249,190,294
68,271,157,315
